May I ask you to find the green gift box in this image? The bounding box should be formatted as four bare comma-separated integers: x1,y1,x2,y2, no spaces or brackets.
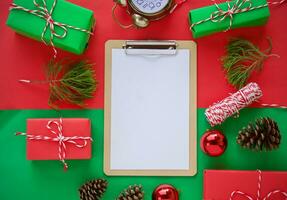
6,0,95,55
189,0,270,38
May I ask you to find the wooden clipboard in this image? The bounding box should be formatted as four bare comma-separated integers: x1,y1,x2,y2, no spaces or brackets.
104,40,197,176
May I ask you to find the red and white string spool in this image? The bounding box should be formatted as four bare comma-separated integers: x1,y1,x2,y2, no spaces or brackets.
205,82,287,126
205,82,263,126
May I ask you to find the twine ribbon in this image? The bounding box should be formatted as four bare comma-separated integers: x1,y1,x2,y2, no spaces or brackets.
190,0,286,32
170,0,188,14
229,170,287,200
16,118,93,170
10,0,93,58
261,103,287,109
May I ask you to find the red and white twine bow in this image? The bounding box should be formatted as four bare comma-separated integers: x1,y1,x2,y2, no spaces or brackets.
190,0,286,31
229,170,287,200
16,118,93,170
210,0,252,31
10,0,93,58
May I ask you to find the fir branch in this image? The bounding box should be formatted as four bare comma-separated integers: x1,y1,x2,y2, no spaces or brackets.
47,60,97,108
222,38,278,89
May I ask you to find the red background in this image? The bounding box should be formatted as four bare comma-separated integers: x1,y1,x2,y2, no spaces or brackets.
0,0,286,109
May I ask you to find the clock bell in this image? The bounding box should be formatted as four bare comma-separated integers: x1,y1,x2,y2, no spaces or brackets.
112,0,178,28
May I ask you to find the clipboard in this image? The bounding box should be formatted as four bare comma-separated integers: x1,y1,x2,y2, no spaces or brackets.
104,40,197,176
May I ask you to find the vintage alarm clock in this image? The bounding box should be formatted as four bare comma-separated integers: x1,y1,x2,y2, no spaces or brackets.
112,0,180,28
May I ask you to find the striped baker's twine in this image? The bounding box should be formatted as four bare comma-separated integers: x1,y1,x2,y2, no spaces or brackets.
261,103,287,109
16,118,93,171
205,82,263,126
205,82,287,126
229,170,287,200
10,0,93,58
190,0,286,32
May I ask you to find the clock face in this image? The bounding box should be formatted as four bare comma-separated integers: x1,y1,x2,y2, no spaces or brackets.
130,0,170,14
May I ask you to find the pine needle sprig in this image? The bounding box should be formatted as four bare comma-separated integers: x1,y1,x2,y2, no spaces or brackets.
18,60,97,108
222,38,278,89
47,60,97,108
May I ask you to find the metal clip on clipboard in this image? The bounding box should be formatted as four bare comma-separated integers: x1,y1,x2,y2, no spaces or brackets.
123,40,177,55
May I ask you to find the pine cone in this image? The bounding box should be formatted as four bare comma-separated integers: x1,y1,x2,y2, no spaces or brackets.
237,117,281,151
79,179,108,200
117,185,144,200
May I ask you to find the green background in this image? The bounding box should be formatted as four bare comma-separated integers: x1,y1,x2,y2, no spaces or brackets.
1,108,287,199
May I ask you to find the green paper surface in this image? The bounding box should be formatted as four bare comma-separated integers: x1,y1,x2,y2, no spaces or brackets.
189,0,270,38
6,0,95,54
0,108,287,199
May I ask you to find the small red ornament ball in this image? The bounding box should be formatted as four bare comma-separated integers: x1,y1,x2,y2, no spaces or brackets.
200,130,227,157
152,184,179,200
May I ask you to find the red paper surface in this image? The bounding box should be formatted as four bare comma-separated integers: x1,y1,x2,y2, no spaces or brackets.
0,0,286,109
204,170,287,200
26,118,91,160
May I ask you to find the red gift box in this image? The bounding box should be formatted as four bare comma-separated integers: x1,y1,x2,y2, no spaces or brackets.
204,170,287,200
18,118,92,169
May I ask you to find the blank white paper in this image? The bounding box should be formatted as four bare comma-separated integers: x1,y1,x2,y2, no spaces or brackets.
110,49,190,170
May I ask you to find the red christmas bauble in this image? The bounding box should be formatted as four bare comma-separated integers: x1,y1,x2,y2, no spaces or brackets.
152,184,179,200
200,130,227,157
